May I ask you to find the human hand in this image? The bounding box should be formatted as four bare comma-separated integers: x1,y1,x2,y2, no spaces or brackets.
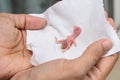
0,13,46,80
11,16,118,80
11,39,117,80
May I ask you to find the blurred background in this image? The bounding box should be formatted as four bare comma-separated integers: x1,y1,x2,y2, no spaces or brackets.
0,0,119,79
0,0,119,27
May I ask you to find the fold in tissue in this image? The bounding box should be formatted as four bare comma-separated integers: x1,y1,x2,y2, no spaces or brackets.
27,0,120,66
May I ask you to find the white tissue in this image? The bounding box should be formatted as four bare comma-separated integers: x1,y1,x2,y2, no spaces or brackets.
27,0,120,66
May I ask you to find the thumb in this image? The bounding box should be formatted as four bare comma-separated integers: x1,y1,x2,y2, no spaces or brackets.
0,13,47,30
74,39,113,73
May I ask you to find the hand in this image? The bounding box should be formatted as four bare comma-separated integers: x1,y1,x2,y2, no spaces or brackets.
0,13,46,80
11,16,118,80
11,39,117,80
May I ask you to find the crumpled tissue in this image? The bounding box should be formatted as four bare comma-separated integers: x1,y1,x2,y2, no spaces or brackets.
27,0,120,66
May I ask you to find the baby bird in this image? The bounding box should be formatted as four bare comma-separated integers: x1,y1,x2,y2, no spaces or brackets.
55,26,81,51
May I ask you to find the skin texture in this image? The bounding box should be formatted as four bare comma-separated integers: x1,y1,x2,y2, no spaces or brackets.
10,13,119,80
0,13,118,80
0,13,46,80
11,40,118,80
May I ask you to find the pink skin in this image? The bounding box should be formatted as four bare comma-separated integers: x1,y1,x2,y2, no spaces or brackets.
55,26,81,51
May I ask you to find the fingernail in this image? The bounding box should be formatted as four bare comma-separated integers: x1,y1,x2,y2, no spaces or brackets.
102,40,113,51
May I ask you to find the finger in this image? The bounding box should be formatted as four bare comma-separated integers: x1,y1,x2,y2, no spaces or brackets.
104,12,116,31
95,53,119,78
10,14,47,30
73,39,113,74
0,13,47,30
104,11,108,18
107,18,117,31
